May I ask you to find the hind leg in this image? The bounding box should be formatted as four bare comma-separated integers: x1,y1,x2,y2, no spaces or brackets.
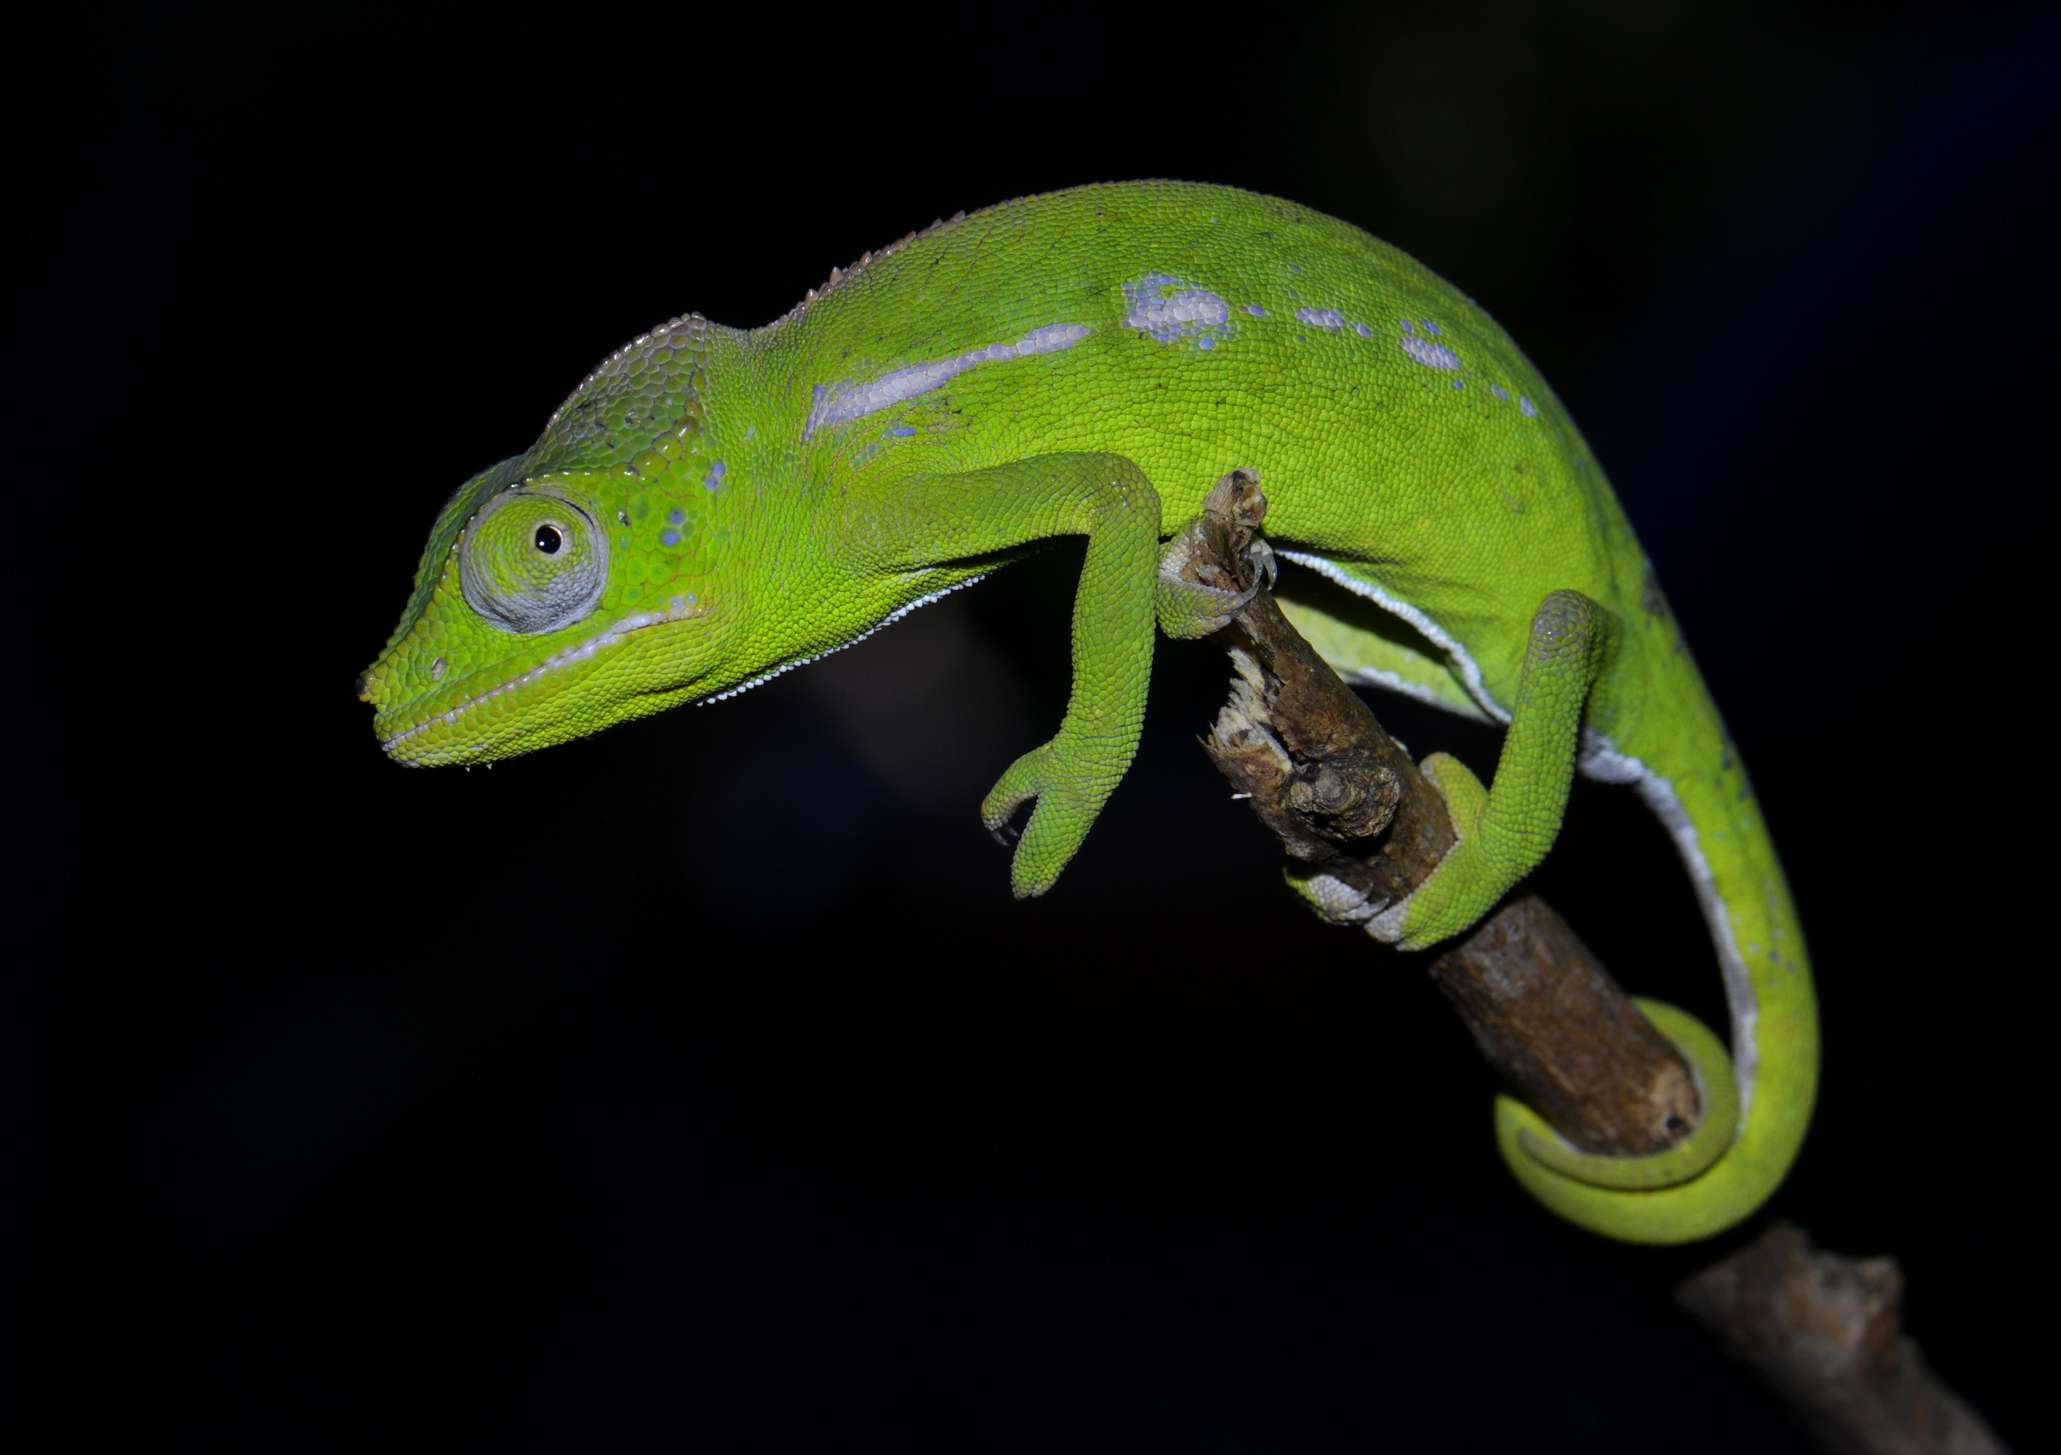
1369,590,1610,950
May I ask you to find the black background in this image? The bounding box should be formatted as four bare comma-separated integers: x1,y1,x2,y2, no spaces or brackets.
15,4,2055,1449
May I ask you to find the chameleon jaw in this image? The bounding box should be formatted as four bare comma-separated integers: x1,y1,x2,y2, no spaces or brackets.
377,597,707,763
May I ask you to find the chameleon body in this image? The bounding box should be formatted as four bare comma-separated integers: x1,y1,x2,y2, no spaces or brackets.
361,181,1817,1244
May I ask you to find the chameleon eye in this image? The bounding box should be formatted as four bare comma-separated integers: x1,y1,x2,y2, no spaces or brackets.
460,487,608,634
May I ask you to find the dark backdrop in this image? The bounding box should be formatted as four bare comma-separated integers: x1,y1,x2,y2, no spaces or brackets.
15,4,2054,1448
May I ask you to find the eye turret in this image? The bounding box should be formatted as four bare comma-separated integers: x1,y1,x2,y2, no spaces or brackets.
459,486,607,634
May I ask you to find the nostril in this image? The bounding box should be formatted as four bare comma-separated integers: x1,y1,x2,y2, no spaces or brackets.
355,668,376,703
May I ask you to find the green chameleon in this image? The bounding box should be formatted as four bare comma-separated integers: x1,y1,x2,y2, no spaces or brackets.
360,181,1817,1245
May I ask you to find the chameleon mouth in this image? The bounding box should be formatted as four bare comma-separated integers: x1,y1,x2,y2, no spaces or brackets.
377,602,696,759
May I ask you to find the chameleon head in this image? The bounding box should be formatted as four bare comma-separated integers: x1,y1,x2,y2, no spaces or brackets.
358,459,737,766
360,312,761,765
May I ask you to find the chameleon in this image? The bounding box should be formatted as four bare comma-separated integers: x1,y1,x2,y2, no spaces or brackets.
359,180,1818,1245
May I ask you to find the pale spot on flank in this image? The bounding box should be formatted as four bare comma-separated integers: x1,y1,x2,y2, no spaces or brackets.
1400,334,1461,370
1124,273,1232,345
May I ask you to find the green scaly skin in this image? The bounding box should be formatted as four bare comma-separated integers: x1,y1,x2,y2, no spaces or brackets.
361,181,1818,1245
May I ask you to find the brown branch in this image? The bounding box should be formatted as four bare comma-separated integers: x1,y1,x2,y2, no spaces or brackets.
1678,1224,2009,1455
1175,470,2008,1455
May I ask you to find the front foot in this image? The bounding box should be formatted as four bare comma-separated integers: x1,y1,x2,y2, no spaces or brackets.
981,732,1129,898
1156,516,1277,639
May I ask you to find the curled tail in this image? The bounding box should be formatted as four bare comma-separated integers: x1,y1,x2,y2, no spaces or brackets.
1497,721,1820,1244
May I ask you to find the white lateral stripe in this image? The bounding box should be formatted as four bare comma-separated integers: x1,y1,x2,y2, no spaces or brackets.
804,325,1090,439
1278,550,1508,721
699,575,989,704
1582,732,1761,1122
